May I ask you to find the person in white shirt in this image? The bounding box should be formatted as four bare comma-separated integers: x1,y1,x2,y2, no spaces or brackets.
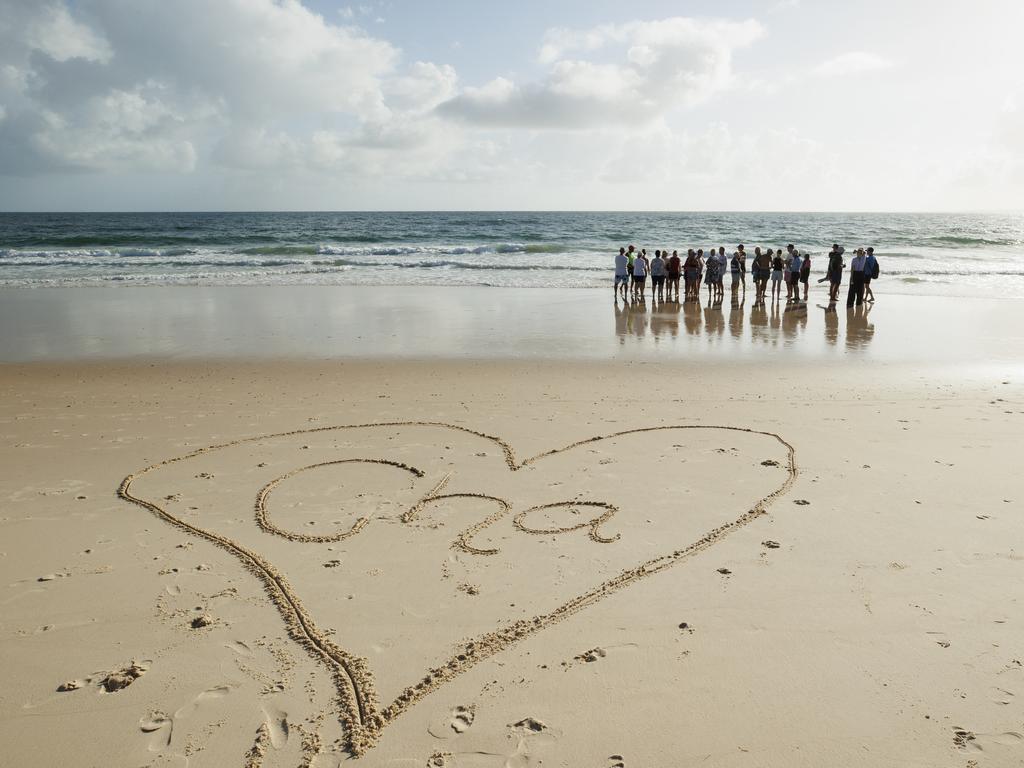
632,249,648,300
614,247,629,301
715,247,728,301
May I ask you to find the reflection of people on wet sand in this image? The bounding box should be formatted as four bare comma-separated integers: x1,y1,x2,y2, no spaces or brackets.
782,299,807,340
728,295,745,339
650,296,680,338
704,297,725,337
845,302,875,349
683,298,702,336
749,299,769,344
624,298,648,338
613,299,628,343
819,302,839,345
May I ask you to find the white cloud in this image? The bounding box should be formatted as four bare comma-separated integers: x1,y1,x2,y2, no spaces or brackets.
438,17,764,130
814,51,893,77
0,0,453,176
26,2,112,63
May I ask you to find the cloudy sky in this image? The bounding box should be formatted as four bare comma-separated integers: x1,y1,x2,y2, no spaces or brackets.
0,0,1021,211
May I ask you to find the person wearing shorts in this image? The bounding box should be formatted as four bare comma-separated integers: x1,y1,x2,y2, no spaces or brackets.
827,244,845,302
789,248,803,303
864,247,877,302
614,247,629,301
667,250,681,300
770,251,784,302
632,251,648,299
650,250,667,301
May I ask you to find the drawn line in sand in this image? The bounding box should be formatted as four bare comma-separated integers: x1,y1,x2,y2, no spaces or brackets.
118,421,797,757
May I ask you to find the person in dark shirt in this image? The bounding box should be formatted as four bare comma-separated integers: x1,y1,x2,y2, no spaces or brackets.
667,250,682,300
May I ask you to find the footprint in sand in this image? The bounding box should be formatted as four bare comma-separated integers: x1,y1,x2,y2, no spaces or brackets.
139,710,173,751
607,755,626,768
99,660,150,693
225,640,253,657
428,704,476,738
260,704,289,749
173,683,235,720
955,727,1024,753
990,686,1015,705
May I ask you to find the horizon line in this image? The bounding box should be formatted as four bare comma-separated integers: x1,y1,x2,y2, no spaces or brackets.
2,209,1023,216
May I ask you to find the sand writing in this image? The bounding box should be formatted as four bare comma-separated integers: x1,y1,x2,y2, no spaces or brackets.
118,422,797,756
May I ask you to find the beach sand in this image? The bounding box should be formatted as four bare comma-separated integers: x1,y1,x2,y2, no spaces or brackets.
1,288,1023,767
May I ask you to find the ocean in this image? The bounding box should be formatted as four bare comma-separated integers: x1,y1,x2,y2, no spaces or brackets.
2,211,1022,298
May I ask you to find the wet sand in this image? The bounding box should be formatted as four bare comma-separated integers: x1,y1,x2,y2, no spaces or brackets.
1,287,1023,767
1,284,1022,364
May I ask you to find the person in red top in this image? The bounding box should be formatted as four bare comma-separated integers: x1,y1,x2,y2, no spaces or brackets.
666,249,682,300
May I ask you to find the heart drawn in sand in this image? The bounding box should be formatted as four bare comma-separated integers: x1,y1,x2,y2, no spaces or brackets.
119,422,797,756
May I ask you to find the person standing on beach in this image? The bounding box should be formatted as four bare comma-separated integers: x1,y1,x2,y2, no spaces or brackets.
667,249,682,300
716,247,728,302
730,248,743,297
751,246,762,300
650,250,666,301
705,250,721,303
847,247,867,308
783,248,794,301
632,248,648,300
863,247,878,303
799,252,811,301
614,247,629,301
684,249,699,300
696,249,706,299
789,248,804,303
827,244,845,303
754,247,771,303
626,244,634,299
770,249,784,303
784,245,800,302
736,244,747,295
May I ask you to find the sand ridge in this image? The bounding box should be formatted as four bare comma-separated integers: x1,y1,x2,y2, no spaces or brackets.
118,420,798,757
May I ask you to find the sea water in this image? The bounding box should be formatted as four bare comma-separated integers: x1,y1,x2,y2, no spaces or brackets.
2,211,1022,298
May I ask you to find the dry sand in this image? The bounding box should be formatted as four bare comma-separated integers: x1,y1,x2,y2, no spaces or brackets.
1,326,1023,765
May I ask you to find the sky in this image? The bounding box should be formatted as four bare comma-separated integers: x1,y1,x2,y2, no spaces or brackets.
0,0,1022,212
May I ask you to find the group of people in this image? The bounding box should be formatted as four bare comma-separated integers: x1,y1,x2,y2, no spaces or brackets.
614,243,879,308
